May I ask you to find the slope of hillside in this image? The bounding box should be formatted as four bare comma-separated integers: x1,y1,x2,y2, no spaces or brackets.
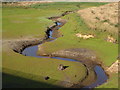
77,3,118,37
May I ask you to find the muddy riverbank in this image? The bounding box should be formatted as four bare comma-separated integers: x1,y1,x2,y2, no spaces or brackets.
49,49,109,88
2,18,65,54
5,11,69,54
21,23,108,89
51,48,102,68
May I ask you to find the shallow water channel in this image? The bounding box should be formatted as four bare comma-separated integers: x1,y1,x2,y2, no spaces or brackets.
22,22,108,88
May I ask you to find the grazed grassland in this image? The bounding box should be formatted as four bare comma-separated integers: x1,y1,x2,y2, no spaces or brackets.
3,2,117,88
2,2,108,88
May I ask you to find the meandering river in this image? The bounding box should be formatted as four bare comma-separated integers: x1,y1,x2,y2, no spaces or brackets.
22,21,108,88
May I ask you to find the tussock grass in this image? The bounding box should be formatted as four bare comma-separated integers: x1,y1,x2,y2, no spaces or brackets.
77,3,118,38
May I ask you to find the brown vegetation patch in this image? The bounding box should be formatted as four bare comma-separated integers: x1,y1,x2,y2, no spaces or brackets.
77,3,118,35
76,33,95,39
106,35,117,43
3,1,53,6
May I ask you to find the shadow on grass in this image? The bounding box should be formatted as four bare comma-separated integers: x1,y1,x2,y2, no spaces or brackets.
2,73,63,88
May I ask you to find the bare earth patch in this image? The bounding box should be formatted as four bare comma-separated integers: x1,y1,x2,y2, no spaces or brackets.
2,37,43,53
106,35,117,44
76,33,95,39
106,60,119,73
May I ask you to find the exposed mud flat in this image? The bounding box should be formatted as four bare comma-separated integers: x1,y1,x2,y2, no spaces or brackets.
51,48,102,68
2,38,43,54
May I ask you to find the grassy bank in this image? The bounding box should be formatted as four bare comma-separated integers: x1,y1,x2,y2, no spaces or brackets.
38,13,118,67
97,73,119,88
2,47,87,88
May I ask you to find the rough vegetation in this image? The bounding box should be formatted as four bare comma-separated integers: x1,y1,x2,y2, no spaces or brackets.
77,3,118,39
2,1,53,6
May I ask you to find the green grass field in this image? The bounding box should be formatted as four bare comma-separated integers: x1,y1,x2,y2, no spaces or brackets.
2,2,118,88
2,2,107,39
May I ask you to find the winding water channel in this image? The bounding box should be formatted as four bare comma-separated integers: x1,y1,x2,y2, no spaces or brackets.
21,21,108,88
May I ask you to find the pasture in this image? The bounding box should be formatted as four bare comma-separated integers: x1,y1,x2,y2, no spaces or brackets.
2,2,118,88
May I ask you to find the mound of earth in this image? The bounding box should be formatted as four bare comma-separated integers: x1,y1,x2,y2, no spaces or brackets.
77,3,118,36
51,48,101,68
